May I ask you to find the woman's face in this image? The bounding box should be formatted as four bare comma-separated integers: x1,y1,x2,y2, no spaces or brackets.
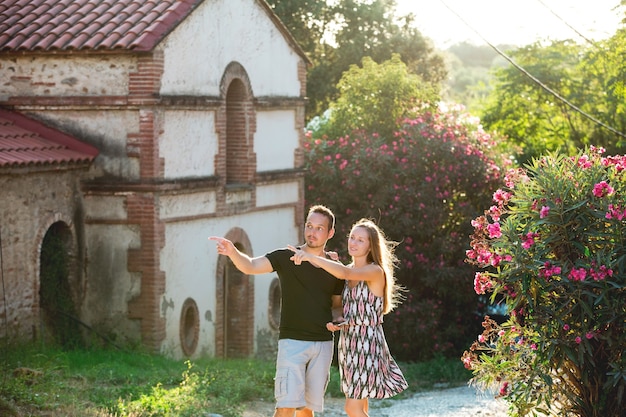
347,226,370,258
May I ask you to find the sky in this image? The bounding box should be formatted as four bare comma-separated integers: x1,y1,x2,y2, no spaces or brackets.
394,0,624,48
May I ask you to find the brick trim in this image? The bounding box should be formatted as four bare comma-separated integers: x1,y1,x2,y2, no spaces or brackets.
126,193,166,352
128,51,164,105
215,61,258,216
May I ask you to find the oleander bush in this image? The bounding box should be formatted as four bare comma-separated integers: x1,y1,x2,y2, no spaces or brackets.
304,104,508,361
462,147,626,416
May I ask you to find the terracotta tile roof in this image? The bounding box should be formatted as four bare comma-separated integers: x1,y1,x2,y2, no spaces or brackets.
0,108,99,168
0,0,202,52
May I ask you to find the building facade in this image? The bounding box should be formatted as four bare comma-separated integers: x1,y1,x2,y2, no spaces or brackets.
0,0,309,359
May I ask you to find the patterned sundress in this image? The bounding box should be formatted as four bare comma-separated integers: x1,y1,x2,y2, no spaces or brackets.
338,280,408,399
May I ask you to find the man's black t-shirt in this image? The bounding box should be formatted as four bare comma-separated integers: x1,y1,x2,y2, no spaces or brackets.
266,248,344,341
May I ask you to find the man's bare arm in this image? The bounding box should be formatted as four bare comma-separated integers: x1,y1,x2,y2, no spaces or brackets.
209,236,273,275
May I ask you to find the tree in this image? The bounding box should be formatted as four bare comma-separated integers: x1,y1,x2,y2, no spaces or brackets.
480,29,626,165
443,42,512,111
267,0,447,120
310,54,439,141
480,41,590,164
579,28,626,149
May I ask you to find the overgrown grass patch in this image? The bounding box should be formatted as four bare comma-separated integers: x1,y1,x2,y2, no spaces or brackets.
1,343,471,416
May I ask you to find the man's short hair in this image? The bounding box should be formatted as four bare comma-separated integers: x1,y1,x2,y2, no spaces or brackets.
308,205,335,230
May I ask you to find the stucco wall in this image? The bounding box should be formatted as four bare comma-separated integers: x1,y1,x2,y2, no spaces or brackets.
160,0,302,97
255,110,299,172
161,110,218,179
30,110,141,180
0,168,86,342
160,206,299,359
80,193,143,341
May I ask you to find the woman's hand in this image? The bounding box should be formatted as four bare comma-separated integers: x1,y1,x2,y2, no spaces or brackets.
326,251,339,261
326,321,346,332
287,244,311,265
326,316,348,331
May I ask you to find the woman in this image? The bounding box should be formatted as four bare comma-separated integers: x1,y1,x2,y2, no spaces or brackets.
289,218,408,417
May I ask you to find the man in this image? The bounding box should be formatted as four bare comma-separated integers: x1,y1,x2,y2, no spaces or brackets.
209,205,343,417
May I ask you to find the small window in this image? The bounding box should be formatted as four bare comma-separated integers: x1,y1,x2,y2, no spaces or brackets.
180,298,199,356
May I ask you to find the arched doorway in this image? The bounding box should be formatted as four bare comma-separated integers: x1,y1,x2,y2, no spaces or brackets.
39,221,82,348
215,228,254,358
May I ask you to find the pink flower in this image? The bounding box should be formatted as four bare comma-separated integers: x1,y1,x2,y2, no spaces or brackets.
488,205,502,221
568,268,587,282
593,181,614,198
563,324,570,331
478,334,486,343
499,381,509,396
539,261,561,280
474,272,493,295
461,355,470,366
540,205,550,218
589,264,613,281
575,336,582,344
498,330,505,337
521,232,539,249
585,332,594,340
606,204,626,220
493,189,512,206
487,222,502,239
577,155,592,169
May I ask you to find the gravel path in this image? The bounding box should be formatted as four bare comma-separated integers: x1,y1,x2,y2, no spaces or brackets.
243,385,509,417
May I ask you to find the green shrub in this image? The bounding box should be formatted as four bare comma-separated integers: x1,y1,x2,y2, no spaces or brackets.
463,147,626,416
305,105,507,361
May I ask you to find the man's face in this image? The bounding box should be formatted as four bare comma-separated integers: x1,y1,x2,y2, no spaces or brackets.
304,212,334,249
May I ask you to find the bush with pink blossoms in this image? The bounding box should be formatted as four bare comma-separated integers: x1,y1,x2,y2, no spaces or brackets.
463,147,626,416
304,105,507,361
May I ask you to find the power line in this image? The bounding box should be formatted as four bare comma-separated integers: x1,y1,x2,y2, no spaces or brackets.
437,0,626,140
535,0,597,46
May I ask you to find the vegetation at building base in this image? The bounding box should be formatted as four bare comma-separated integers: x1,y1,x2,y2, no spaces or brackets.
0,343,470,417
39,224,84,349
463,147,626,416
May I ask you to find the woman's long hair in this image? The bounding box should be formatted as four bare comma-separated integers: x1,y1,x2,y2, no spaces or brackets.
351,218,404,314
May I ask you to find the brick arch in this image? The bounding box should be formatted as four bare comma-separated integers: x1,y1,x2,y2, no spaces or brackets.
35,214,83,347
219,61,254,98
34,213,82,312
215,62,257,192
214,227,254,358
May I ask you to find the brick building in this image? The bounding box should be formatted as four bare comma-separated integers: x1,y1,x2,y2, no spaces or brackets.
0,0,310,359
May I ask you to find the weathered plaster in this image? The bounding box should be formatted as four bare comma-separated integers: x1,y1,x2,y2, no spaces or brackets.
159,0,301,97
160,110,218,179
255,110,299,171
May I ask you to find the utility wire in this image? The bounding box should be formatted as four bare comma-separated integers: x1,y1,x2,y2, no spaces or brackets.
437,0,626,139
535,0,597,46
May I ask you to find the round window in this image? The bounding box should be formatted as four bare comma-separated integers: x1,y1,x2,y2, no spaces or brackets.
180,298,199,356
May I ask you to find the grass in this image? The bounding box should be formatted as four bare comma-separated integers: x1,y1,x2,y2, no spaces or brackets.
0,342,472,416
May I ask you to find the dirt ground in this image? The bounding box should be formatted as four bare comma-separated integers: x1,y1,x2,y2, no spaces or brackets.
242,385,509,417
